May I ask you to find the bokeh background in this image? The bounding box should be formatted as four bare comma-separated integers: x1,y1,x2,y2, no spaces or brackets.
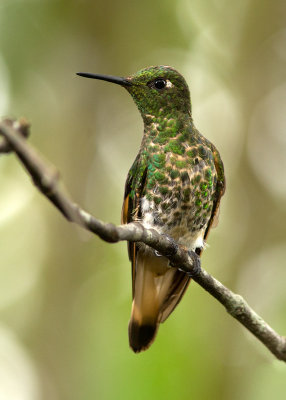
1,0,286,399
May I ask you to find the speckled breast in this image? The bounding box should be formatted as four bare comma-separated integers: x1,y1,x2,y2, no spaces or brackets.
141,125,217,246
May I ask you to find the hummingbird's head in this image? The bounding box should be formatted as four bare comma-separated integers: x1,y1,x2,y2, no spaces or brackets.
77,66,191,119
124,66,191,118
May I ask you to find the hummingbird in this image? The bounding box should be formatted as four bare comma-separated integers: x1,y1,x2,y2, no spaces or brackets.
77,66,225,353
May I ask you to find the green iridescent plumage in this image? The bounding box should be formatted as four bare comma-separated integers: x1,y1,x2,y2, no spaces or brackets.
77,65,225,353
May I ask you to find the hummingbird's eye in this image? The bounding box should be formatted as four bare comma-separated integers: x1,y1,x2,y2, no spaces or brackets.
148,78,171,91
153,79,167,90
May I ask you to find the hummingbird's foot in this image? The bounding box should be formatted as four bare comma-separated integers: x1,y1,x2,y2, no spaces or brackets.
186,251,201,277
154,234,179,258
164,234,179,256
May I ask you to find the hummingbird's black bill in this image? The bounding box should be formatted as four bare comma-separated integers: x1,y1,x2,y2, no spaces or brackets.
76,72,132,86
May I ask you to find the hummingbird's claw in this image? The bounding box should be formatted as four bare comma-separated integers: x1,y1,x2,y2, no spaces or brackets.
165,234,179,255
186,251,201,277
154,234,179,258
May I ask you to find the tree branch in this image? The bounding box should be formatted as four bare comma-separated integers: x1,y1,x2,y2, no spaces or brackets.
1,118,286,361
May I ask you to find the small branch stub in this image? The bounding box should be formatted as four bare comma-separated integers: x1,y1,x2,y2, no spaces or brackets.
0,118,30,153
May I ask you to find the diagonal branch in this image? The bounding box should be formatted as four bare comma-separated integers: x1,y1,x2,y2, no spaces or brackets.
1,118,286,362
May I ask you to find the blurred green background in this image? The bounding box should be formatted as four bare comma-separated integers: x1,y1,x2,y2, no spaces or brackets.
1,0,286,399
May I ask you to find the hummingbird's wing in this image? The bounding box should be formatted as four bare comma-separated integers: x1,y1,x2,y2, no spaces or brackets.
121,154,148,296
202,146,226,244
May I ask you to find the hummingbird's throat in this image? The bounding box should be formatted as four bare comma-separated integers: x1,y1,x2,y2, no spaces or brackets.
142,113,192,145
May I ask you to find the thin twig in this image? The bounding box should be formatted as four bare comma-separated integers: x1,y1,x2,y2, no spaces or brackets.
1,118,286,361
